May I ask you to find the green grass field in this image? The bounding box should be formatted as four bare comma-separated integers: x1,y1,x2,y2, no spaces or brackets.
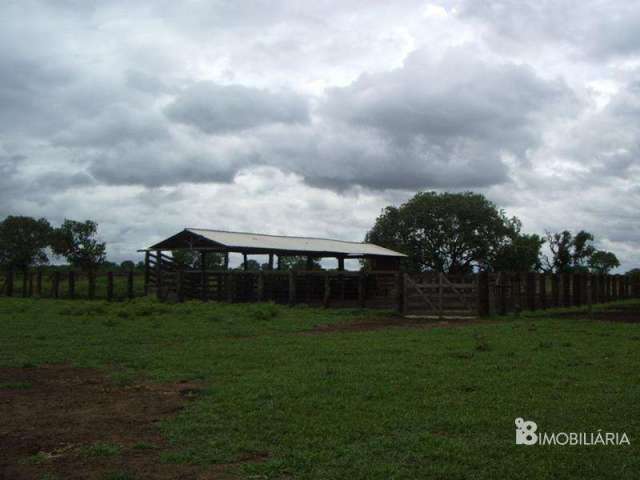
1,298,639,479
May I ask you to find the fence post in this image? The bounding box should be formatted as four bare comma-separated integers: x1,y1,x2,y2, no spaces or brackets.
538,273,547,309
358,271,366,308
477,271,489,317
226,273,235,303
438,272,444,319
5,269,13,297
177,268,184,303
512,273,521,313
107,272,114,301
36,269,42,297
573,274,581,307
52,271,60,298
587,274,593,317
526,272,536,311
68,271,75,299
127,270,134,299
323,272,330,308
22,269,28,298
144,251,150,296
156,251,163,300
288,270,296,306
257,271,264,302
562,273,571,307
400,273,408,315
27,271,34,297
88,271,96,300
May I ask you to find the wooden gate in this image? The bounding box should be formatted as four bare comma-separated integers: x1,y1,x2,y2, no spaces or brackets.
404,273,478,317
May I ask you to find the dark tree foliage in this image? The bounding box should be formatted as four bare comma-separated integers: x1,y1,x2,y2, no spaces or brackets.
0,216,53,270
588,250,620,274
50,220,106,272
543,230,599,273
120,260,135,271
366,191,522,273
276,256,322,271
492,219,545,272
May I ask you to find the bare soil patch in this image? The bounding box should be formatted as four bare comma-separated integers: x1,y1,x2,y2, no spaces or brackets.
303,316,494,334
0,365,239,480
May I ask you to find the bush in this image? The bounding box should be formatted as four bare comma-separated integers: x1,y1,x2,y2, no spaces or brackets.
251,302,280,321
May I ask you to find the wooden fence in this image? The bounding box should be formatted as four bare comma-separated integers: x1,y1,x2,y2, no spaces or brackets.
1,267,638,317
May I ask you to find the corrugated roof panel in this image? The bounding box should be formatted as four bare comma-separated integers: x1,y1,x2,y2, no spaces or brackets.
184,228,406,257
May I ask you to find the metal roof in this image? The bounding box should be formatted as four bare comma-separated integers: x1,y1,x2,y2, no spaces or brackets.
149,228,406,257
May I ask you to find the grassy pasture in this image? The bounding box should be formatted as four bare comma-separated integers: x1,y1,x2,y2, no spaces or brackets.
1,298,639,479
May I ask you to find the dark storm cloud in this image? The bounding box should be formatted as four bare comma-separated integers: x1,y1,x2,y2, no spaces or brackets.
164,82,310,134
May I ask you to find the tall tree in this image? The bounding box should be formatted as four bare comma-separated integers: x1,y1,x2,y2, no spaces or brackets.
366,191,517,273
50,220,106,272
0,216,52,270
544,230,599,273
492,219,545,272
588,250,620,274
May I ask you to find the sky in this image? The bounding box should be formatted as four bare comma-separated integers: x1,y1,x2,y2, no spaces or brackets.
1,0,639,270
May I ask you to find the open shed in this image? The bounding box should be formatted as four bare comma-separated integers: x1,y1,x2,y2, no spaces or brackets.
143,228,406,271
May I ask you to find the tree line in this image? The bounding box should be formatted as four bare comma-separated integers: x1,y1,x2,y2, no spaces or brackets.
366,191,628,275
0,216,140,273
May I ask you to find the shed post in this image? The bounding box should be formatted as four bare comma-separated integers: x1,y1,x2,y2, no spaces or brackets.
268,253,274,270
306,255,314,271
257,271,264,302
224,252,229,270
243,253,248,271
337,257,345,271
155,250,163,300
358,271,366,308
177,267,184,303
227,272,235,303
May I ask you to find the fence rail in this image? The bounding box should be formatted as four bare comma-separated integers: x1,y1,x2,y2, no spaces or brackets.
1,267,638,317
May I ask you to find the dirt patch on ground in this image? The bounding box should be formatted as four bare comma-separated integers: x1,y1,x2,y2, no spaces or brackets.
303,316,496,334
555,307,640,323
0,365,246,480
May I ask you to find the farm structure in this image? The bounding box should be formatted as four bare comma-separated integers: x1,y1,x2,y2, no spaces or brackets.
142,228,406,309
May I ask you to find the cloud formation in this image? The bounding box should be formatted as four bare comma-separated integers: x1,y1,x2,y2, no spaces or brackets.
0,0,639,270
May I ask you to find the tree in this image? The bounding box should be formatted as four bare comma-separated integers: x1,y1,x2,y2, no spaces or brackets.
543,230,601,273
276,256,322,271
120,260,135,271
51,220,106,272
492,220,545,272
0,216,52,270
588,250,620,274
171,250,225,270
366,191,517,273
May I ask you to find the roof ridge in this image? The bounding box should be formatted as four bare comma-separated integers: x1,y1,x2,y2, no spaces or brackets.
185,228,371,245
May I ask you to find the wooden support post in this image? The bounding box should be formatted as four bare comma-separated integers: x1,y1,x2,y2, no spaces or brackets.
498,273,507,315
478,271,490,317
268,253,274,271
224,252,229,270
337,257,345,271
538,273,547,310
36,269,42,297
526,272,536,311
127,270,134,299
144,251,150,296
563,273,571,307
107,272,114,301
592,274,599,304
68,271,75,299
6,268,14,297
200,251,207,302
243,253,248,271
257,271,264,302
587,274,593,317
512,273,522,313
358,272,366,308
52,271,60,299
323,272,330,308
306,256,313,271
288,270,296,306
22,269,28,298
88,270,96,300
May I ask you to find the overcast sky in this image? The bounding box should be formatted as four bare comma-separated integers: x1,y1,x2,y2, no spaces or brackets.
1,1,639,270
